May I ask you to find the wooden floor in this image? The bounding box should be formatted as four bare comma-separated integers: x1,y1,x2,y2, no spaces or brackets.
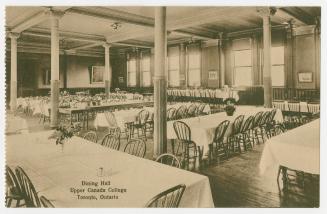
12,113,320,208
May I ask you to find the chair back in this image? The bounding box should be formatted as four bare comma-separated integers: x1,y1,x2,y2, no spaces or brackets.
124,138,146,158
175,105,187,119
213,120,230,143
145,184,186,207
137,109,150,125
196,103,206,115
267,109,277,124
6,165,22,197
187,104,197,117
156,153,181,168
101,129,121,150
173,121,191,141
252,111,263,128
232,115,244,135
258,111,271,126
40,195,55,208
15,166,41,207
104,111,118,127
83,131,98,143
240,116,254,133
167,108,177,121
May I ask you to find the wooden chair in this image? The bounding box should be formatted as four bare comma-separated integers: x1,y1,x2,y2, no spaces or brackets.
15,166,41,207
175,105,187,119
132,109,150,141
6,165,24,207
187,104,197,117
167,108,177,121
239,116,254,151
83,131,98,143
211,120,230,162
156,153,181,168
100,129,121,150
227,115,244,155
145,184,186,208
173,121,198,170
40,195,55,208
251,111,264,144
123,138,146,158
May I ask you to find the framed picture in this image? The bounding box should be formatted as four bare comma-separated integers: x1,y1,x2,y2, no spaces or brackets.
298,72,313,83
91,66,104,83
208,70,218,80
118,76,124,83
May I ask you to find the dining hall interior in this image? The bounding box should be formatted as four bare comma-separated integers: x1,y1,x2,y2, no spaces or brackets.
4,5,321,208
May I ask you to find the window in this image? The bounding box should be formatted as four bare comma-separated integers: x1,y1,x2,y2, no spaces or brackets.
42,69,51,85
127,58,137,87
91,66,104,83
271,46,285,87
188,52,201,87
233,49,252,86
141,56,151,87
168,55,180,87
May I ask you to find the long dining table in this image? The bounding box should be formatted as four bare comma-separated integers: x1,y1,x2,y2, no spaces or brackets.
6,131,214,208
259,119,320,175
167,105,284,155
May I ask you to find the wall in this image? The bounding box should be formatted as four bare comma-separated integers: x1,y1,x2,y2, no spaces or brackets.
292,26,320,89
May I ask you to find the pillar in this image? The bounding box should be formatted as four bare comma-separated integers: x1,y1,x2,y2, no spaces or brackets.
258,7,275,108
153,7,167,157
50,11,63,128
285,20,294,88
9,32,20,112
218,33,225,88
103,43,111,97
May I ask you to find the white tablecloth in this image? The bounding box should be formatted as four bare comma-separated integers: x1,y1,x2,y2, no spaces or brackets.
259,119,320,175
167,106,283,154
94,103,210,129
6,131,214,208
6,114,29,134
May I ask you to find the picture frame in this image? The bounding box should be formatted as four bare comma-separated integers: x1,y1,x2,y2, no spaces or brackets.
298,72,313,83
91,66,105,83
208,70,218,80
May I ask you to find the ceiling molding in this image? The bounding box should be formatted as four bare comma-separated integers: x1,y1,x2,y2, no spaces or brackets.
277,7,314,26
11,9,50,33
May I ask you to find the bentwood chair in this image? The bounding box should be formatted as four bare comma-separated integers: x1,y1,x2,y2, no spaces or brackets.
187,104,197,117
251,111,264,144
123,138,146,158
173,121,198,170
83,131,98,143
40,195,55,208
156,153,181,168
145,184,186,208
211,120,230,162
238,116,254,151
256,111,271,142
15,166,41,207
167,108,177,121
175,105,187,119
227,115,244,155
100,128,121,150
6,165,24,208
133,109,150,141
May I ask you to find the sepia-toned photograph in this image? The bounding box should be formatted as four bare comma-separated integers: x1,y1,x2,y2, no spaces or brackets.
2,1,323,210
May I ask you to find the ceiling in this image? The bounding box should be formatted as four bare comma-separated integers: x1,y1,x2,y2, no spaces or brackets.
5,6,321,57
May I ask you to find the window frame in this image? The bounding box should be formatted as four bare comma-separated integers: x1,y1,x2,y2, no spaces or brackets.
233,49,253,86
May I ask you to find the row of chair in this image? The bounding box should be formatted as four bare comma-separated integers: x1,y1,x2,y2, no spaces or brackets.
170,109,284,169
167,103,208,121
84,128,147,158
6,165,54,208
